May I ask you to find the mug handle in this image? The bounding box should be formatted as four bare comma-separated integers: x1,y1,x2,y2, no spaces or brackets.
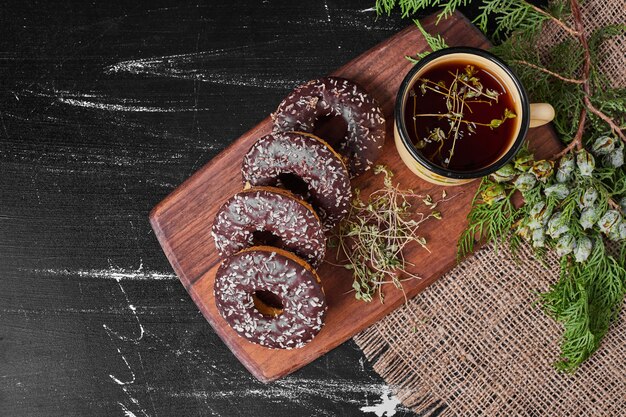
529,103,555,128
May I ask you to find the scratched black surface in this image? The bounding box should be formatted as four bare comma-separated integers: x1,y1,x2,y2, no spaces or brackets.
0,1,525,416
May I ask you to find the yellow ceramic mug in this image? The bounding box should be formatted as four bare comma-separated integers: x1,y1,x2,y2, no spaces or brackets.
394,47,555,186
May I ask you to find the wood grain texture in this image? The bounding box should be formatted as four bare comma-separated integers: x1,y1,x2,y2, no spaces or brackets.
150,12,562,383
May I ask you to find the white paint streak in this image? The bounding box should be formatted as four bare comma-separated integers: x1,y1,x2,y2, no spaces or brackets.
119,402,138,417
102,266,151,417
107,345,137,386
1,306,152,315
323,0,331,22
104,39,281,73
121,386,150,417
103,278,145,343
105,50,212,73
360,388,401,417
137,351,159,417
22,86,208,114
57,97,207,113
104,51,299,89
153,376,396,407
275,377,388,401
102,314,407,415
110,328,409,416
145,178,177,188
26,266,177,281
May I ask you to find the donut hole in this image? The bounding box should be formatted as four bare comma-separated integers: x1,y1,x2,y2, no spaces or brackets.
312,113,349,150
277,173,310,198
275,173,324,220
251,230,282,247
252,290,284,317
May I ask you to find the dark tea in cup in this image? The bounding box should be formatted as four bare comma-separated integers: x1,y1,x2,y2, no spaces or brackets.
394,47,554,186
404,60,517,171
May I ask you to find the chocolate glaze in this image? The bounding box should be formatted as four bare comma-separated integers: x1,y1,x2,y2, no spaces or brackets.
272,77,386,177
214,247,327,350
211,187,326,268
242,132,352,230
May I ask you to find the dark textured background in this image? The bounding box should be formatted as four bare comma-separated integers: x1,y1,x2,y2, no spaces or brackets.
0,1,532,416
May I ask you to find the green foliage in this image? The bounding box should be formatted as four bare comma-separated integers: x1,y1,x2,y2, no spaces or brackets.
459,148,626,371
377,0,554,39
588,24,626,82
377,0,626,372
492,36,585,141
458,178,517,259
437,0,470,22
408,19,448,61
376,0,470,22
474,0,549,39
541,239,625,371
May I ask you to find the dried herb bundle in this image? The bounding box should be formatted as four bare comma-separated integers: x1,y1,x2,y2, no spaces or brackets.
332,165,446,303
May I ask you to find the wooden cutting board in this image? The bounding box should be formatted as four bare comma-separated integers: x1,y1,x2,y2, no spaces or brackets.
149,11,561,383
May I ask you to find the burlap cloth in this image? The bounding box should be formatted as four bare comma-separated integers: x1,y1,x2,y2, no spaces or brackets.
536,0,625,88
354,243,626,416
353,2,626,415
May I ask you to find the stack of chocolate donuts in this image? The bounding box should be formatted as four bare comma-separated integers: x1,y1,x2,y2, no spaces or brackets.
211,77,386,349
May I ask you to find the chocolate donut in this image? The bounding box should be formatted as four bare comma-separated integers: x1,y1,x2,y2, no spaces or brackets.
272,76,386,177
242,131,352,230
211,186,326,268
214,246,327,349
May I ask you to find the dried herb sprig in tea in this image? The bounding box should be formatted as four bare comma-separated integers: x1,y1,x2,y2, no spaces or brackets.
332,165,450,303
410,64,516,167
